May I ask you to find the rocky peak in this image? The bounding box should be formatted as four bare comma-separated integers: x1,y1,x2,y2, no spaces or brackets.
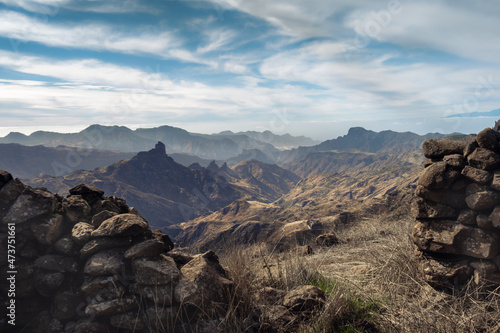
153,141,166,155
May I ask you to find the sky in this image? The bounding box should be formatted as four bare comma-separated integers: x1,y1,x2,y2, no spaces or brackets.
0,0,499,140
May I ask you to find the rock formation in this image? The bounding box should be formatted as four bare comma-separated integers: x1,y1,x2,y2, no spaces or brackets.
0,171,233,332
413,126,500,288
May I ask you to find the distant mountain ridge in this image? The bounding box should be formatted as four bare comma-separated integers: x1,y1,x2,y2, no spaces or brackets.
0,124,317,160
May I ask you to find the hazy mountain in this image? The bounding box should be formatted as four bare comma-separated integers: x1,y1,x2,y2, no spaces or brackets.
0,143,135,179
0,124,316,161
218,130,320,149
276,127,446,165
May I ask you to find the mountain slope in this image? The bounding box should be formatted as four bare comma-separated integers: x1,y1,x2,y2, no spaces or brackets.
0,143,135,178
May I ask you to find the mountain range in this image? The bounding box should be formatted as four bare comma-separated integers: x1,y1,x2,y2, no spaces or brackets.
10,124,462,246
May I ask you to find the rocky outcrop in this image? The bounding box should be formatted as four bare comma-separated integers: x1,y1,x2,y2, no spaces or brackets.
413,125,500,288
0,172,233,332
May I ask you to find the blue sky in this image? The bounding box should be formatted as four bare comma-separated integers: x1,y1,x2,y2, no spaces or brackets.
0,0,499,140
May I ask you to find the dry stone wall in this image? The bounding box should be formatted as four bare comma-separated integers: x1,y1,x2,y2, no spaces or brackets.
0,171,233,333
413,125,500,288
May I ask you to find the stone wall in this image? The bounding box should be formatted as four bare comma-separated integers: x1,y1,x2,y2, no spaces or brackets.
0,171,233,332
413,125,500,288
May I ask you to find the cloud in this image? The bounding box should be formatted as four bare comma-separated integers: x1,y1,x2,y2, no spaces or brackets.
0,10,213,65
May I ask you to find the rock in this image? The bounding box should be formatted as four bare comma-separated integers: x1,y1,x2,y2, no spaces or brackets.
130,283,173,306
0,178,25,209
54,236,75,255
92,214,150,238
413,220,500,259
283,285,326,312
32,311,63,333
34,255,78,273
3,187,57,224
80,237,131,259
464,141,479,157
30,214,65,245
412,198,458,219
476,214,493,229
465,190,500,211
63,195,91,224
85,297,137,317
175,251,233,306
415,185,465,209
467,148,500,170
124,239,164,259
110,313,145,331
84,250,124,276
17,262,35,280
167,250,194,267
132,254,180,285
461,166,492,184
417,162,460,190
91,210,117,228
34,270,65,297
476,128,500,152
474,271,500,287
69,184,104,205
254,287,286,306
466,183,490,195
80,275,126,297
422,138,467,159
152,229,175,252
417,253,472,287
315,233,339,247
470,261,498,274
72,222,95,245
492,207,500,228
52,290,83,321
0,170,13,190
443,154,466,169
491,171,500,191
458,227,500,259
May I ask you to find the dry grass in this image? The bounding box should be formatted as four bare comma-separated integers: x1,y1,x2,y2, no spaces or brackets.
215,217,500,333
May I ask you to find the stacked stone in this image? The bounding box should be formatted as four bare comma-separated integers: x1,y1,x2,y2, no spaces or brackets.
0,172,233,333
413,126,500,288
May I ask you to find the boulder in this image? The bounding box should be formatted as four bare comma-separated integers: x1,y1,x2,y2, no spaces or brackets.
72,222,95,245
91,214,150,238
0,170,13,190
3,187,57,224
34,255,78,273
175,251,233,306
69,184,104,205
132,255,180,285
417,162,460,190
74,320,108,333
491,171,500,191
85,297,137,317
467,148,500,170
63,195,91,224
124,239,164,259
417,254,472,287
0,178,25,209
476,214,493,229
476,128,500,152
30,214,65,245
412,198,458,219
152,229,175,252
84,250,125,276
422,138,467,159
443,154,466,169
458,209,477,225
34,270,65,297
91,210,117,228
52,290,83,321
54,236,75,255
470,261,498,275
283,285,326,312
461,166,492,184
80,237,131,259
415,185,465,208
465,190,500,211
491,206,500,228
